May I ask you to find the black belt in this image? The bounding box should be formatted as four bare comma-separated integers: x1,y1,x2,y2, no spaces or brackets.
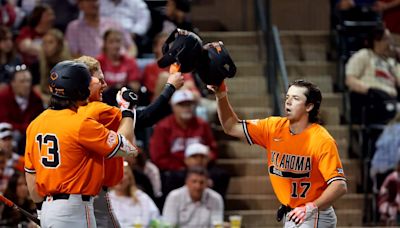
50,194,92,202
276,204,292,222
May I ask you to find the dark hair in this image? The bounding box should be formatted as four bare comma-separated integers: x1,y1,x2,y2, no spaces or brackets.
186,166,209,179
49,95,79,110
28,4,52,28
365,23,386,49
10,64,30,82
4,172,24,204
172,0,191,13
0,25,16,64
102,29,122,53
288,79,322,123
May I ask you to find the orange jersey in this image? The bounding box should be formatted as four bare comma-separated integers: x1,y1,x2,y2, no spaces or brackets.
24,109,122,196
243,117,346,208
78,101,124,187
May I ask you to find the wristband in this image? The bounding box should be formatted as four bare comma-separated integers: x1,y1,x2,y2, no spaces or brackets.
161,83,176,99
122,110,135,118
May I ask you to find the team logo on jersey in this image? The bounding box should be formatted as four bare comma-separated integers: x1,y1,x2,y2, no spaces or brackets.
107,131,117,148
337,168,344,174
248,119,260,125
269,151,311,178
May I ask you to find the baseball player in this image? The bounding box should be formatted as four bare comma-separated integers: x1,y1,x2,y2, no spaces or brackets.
24,61,138,228
75,56,184,227
209,79,347,228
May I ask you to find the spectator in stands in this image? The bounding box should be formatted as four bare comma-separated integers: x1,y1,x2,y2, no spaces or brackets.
0,67,43,154
0,172,36,227
370,112,400,185
0,122,24,177
0,26,22,91
15,4,55,67
43,0,79,32
345,26,400,125
0,1,16,28
65,0,135,58
97,29,141,106
162,0,194,34
109,162,160,227
161,143,230,200
149,89,218,172
130,152,163,200
99,0,151,55
375,0,400,34
32,29,71,106
162,167,224,227
378,160,400,225
0,149,8,192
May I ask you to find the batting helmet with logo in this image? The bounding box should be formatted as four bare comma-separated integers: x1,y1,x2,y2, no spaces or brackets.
48,60,91,101
157,28,203,73
197,41,236,86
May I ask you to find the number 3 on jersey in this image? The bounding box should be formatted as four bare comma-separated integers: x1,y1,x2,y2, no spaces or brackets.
36,134,60,168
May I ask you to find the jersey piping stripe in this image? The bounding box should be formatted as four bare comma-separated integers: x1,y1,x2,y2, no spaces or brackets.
314,210,319,228
85,204,91,228
106,134,122,159
105,190,120,227
24,167,36,174
327,176,346,185
242,120,253,145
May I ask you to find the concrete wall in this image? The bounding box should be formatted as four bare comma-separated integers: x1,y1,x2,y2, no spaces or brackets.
191,0,330,31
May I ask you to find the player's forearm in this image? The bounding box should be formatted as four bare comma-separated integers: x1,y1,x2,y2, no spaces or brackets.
313,180,347,210
118,116,134,143
216,94,243,139
25,173,44,203
136,83,174,128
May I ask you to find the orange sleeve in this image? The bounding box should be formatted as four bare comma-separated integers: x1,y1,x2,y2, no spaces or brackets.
318,140,346,184
24,125,36,174
78,118,122,159
97,104,121,131
244,118,270,149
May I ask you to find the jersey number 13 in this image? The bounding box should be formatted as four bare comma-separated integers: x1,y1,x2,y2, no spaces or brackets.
36,134,60,168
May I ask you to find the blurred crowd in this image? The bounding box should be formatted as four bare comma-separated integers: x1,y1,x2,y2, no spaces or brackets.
332,0,400,225
0,0,399,226
0,0,231,227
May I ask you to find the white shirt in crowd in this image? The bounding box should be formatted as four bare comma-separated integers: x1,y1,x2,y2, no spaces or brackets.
109,189,160,227
162,186,224,228
99,0,151,36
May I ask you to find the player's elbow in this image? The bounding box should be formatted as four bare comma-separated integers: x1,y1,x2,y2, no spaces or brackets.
337,180,348,197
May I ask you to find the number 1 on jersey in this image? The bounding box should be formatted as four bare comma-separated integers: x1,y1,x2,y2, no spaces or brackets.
36,134,61,168
291,182,311,198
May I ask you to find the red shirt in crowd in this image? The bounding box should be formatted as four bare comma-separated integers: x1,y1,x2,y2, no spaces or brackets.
149,114,218,171
0,85,43,135
97,53,141,88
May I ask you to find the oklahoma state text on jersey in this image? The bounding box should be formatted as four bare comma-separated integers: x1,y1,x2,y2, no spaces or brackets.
78,101,123,187
243,117,346,208
24,109,122,196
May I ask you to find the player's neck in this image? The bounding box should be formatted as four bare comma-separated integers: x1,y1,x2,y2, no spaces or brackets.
289,119,310,135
